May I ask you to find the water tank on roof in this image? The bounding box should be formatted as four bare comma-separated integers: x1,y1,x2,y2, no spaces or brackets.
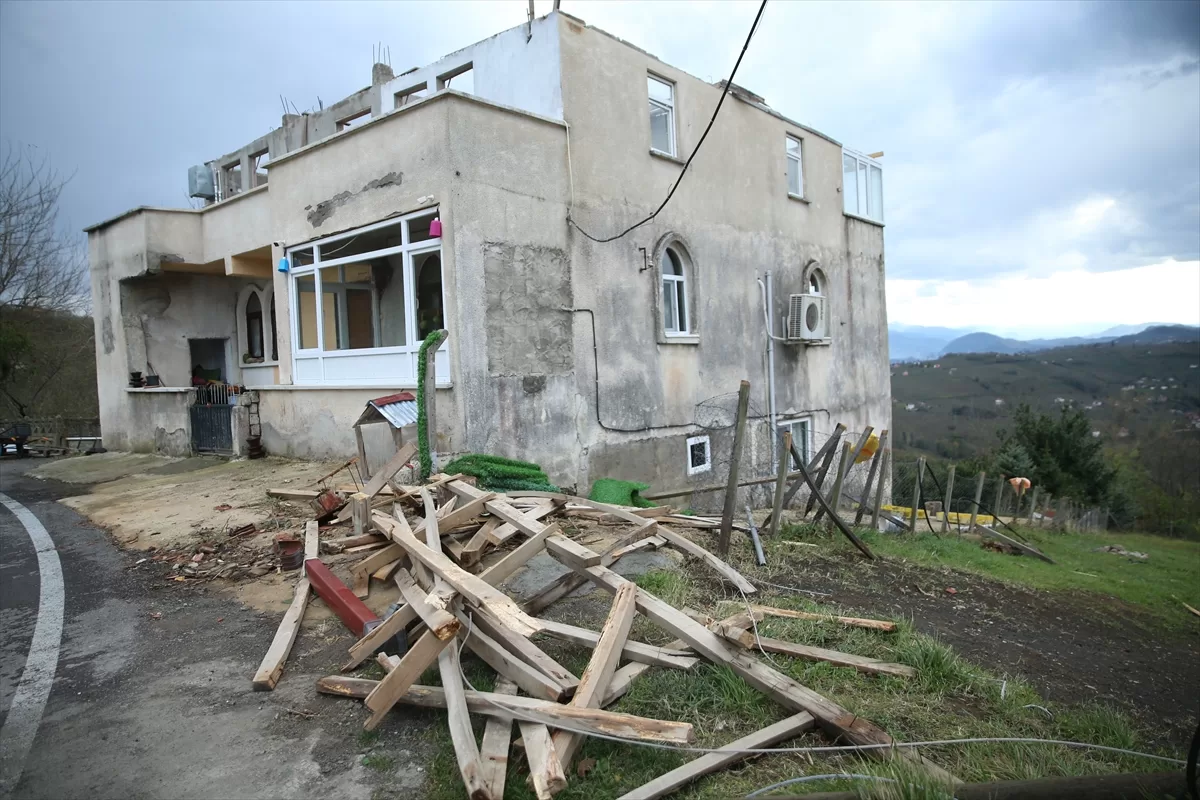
188,164,215,200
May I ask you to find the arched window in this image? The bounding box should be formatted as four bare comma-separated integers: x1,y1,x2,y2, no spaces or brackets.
245,292,264,359
661,246,689,335
808,268,825,296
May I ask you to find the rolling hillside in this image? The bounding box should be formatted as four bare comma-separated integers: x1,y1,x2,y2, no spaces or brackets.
890,337,1200,461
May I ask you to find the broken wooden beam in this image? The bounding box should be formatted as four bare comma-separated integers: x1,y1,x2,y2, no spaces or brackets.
251,575,310,690
732,603,897,632
394,567,460,640
533,618,699,670
478,677,517,799
362,628,452,731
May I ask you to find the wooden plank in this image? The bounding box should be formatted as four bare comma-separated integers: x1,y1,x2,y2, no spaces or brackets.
520,719,567,800
653,526,756,595
342,602,418,671
976,524,1055,564
802,426,845,518
477,523,558,588
769,430,792,538
433,491,495,533
345,542,388,554
349,542,404,598
460,518,500,566
737,604,897,632
814,442,852,526
464,610,579,692
553,582,638,767
394,568,460,640
616,712,817,800
337,441,418,521
458,617,569,702
302,520,319,576
544,536,957,784
871,446,891,530
741,636,915,678
479,677,517,799
268,488,321,500
856,430,888,526
363,628,452,731
251,577,310,690
534,618,698,670
354,425,371,480
718,379,752,555
371,559,402,582
350,492,370,536
490,501,559,545
344,673,694,745
543,535,602,567
968,471,987,533
521,525,658,616
374,512,542,637
324,533,386,550
438,631,491,799
941,464,957,533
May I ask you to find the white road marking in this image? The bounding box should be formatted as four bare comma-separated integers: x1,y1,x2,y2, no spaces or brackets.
0,492,65,795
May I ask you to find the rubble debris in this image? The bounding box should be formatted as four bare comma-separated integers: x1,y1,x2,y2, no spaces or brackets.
1093,544,1149,560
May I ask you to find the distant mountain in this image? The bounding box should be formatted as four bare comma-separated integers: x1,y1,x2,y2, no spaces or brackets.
889,328,961,361
940,332,1095,356
889,322,1197,361
1114,324,1200,345
1089,322,1168,338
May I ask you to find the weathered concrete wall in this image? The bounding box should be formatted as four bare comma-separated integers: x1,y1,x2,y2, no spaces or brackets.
122,389,192,455
555,14,891,496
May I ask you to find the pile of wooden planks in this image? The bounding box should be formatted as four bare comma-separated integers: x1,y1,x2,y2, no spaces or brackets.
257,474,952,798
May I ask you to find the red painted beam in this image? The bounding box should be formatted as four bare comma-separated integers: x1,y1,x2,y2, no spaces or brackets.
304,558,380,637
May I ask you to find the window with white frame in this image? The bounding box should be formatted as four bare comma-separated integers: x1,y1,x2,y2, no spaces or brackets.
786,135,804,198
287,208,446,386
661,245,689,335
648,75,676,156
686,435,711,475
843,150,883,223
779,417,812,464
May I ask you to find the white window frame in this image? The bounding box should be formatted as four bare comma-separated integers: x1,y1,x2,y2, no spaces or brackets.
661,246,689,336
686,435,711,476
786,135,804,199
648,74,676,157
778,417,812,465
286,207,446,386
842,149,884,224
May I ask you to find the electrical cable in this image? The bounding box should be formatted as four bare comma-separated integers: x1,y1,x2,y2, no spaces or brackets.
745,773,898,797
566,0,768,243
455,615,1184,767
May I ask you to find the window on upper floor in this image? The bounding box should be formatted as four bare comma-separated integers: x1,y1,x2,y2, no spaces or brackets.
661,245,689,336
648,74,676,156
786,135,804,198
843,150,883,223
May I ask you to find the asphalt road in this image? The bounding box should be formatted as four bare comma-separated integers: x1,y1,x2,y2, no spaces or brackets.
0,460,433,800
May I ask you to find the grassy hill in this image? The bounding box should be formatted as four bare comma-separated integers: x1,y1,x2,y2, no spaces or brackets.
891,339,1200,461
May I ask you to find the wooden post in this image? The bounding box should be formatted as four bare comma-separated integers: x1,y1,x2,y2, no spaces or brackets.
855,430,888,525
815,427,873,525
968,471,985,533
422,333,443,477
354,425,371,481
768,430,791,538
870,447,890,530
940,464,956,533
802,428,844,518
992,476,1005,522
1027,487,1039,524
908,457,925,533
1039,494,1051,528
717,380,751,556
822,442,852,529
350,492,370,537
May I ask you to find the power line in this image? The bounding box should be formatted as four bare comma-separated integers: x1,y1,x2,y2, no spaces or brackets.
566,0,768,243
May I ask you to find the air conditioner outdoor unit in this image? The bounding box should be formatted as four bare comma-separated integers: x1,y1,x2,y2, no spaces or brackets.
786,293,828,342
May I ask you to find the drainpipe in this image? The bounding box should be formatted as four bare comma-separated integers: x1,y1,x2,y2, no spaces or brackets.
764,271,778,463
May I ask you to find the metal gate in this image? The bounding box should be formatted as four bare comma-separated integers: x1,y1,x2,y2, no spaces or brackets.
191,385,234,453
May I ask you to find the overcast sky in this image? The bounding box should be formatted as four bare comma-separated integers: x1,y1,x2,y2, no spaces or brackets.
2,0,1197,337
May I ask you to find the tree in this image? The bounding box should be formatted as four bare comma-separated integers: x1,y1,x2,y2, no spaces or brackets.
1,143,94,420
997,404,1116,504
994,439,1035,479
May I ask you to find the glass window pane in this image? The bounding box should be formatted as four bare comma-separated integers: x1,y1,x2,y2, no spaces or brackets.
320,266,342,351
318,219,403,262
869,165,883,221
663,279,677,331
408,212,438,244
650,102,673,154
648,76,673,104
414,251,444,341
296,274,317,349
377,254,406,347
291,248,314,269
843,154,858,215
676,279,688,332
787,157,801,196
786,136,800,156
245,292,264,359
663,248,682,276
857,162,868,216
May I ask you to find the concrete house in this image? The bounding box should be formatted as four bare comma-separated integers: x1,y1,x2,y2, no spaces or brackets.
85,10,890,498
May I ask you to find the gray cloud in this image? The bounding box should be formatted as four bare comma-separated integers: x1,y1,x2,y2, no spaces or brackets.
1,0,1197,285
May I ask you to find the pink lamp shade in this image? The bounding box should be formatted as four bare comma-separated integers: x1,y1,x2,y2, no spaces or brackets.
430,218,442,237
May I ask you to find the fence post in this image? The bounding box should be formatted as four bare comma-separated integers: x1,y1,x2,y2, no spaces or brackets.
856,429,888,526
909,457,925,533
940,464,956,533
718,380,751,556
814,427,871,525
803,429,844,519
1027,487,1039,525
768,430,791,539
871,447,890,531
968,471,985,534
992,477,1005,522
825,442,852,529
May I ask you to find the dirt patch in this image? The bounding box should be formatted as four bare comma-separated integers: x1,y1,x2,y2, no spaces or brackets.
782,551,1200,749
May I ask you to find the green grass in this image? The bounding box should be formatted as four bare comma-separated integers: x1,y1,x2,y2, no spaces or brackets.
361,753,396,772
788,522,1200,629
417,573,1178,800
